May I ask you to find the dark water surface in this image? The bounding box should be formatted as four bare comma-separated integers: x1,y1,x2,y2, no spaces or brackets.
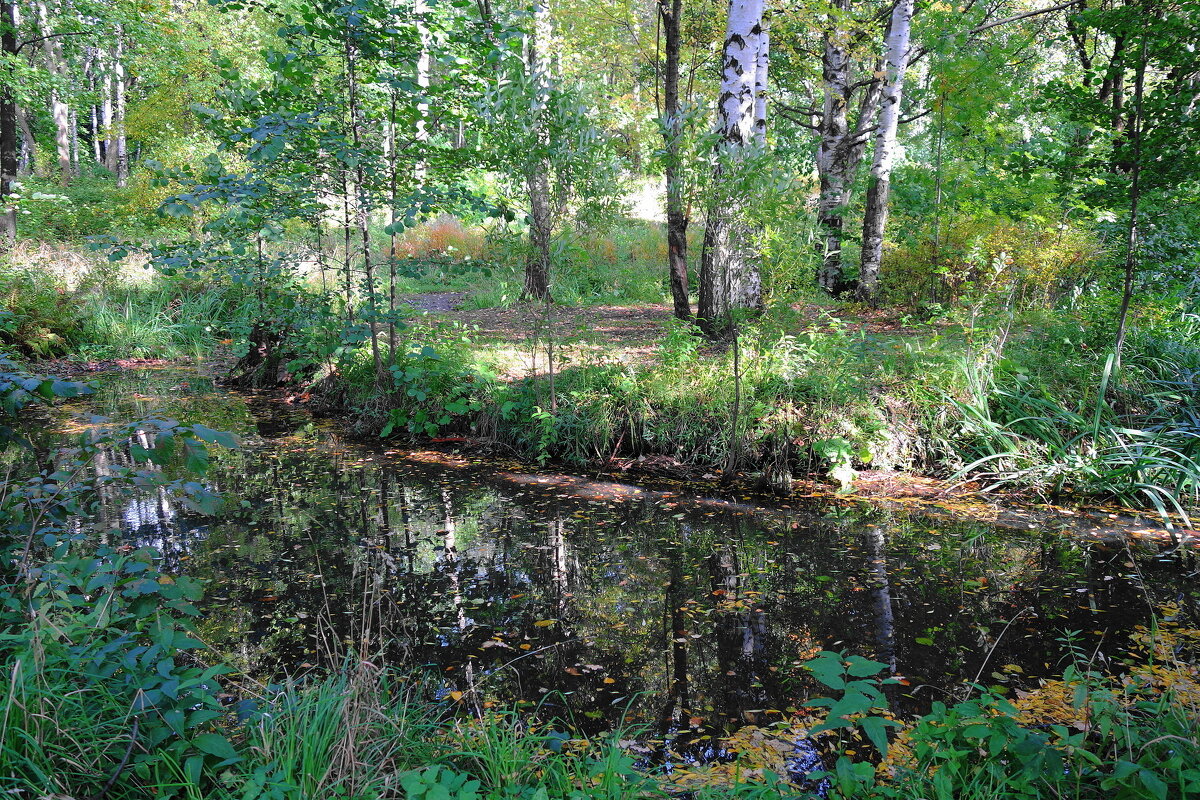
48,367,1200,736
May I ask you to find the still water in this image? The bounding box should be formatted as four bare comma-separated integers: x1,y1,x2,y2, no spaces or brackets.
51,367,1199,736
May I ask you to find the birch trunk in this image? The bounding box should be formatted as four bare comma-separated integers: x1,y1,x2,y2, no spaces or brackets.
113,30,128,188
697,0,765,336
857,0,914,302
35,1,72,185
521,0,553,301
658,0,690,321
1,0,17,245
102,48,114,172
90,102,100,163
814,0,882,293
753,12,768,146
414,0,431,183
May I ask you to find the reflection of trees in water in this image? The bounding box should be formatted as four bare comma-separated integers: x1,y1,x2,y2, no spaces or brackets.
866,526,896,676
708,543,772,724
70,402,1193,726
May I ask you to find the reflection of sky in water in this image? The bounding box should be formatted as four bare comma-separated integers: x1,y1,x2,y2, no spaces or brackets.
60,368,1200,737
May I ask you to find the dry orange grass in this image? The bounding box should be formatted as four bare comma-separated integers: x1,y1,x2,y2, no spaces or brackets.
388,214,486,261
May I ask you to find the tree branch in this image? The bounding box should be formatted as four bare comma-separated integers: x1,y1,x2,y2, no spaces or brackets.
853,108,931,142
16,30,92,53
775,108,821,131
966,0,1082,36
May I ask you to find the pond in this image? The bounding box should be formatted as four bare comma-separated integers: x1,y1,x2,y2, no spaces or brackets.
42,366,1200,739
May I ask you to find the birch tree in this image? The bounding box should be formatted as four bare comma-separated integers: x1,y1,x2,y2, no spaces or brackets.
696,0,766,337
856,0,914,302
112,29,128,188
813,0,881,294
34,0,71,185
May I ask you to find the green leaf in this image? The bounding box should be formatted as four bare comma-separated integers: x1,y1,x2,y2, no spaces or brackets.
845,655,888,678
191,733,241,763
190,424,238,449
1139,769,1168,800
859,715,890,757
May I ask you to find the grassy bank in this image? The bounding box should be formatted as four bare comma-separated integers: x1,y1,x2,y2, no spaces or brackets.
6,226,1200,521
323,292,1200,522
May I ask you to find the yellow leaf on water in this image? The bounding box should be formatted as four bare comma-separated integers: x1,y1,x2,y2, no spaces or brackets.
533,619,558,627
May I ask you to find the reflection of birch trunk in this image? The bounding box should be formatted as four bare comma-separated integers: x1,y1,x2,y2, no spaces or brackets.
441,487,475,687
658,540,690,733
547,515,568,616
866,526,897,675
94,446,113,535
399,485,416,573
709,543,768,722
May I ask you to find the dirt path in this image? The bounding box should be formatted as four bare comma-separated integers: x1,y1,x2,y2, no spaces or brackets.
401,294,934,342
401,292,468,313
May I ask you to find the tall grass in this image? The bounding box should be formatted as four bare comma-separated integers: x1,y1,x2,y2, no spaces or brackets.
71,287,240,360
944,310,1200,522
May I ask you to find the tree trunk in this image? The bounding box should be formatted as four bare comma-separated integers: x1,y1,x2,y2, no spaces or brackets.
1113,38,1146,368
1,0,17,245
414,0,431,183
659,0,690,321
521,0,553,302
113,30,128,187
752,10,768,146
857,0,915,303
15,106,34,174
35,0,71,185
814,0,882,294
346,31,384,384
697,0,765,337
102,49,114,171
90,98,101,164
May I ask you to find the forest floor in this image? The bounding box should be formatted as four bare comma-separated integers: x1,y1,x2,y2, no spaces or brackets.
400,293,937,378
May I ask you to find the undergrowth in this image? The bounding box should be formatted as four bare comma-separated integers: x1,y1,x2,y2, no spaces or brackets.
2,359,1198,800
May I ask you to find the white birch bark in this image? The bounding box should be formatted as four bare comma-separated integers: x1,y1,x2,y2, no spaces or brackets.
16,107,35,172
113,29,128,188
414,0,431,183
753,12,769,146
102,47,115,172
697,0,765,334
857,0,915,301
35,0,72,185
715,0,762,146
815,1,883,293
